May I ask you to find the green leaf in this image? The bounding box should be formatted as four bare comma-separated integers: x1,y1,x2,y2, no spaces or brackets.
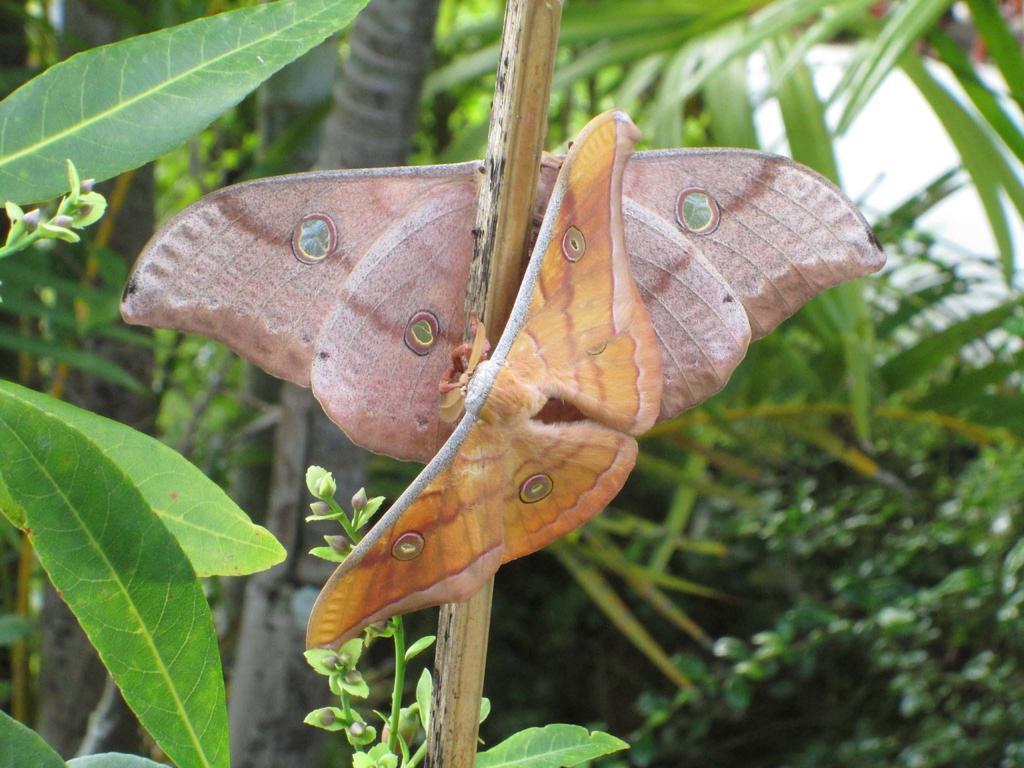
901,53,1021,283
928,30,1024,165
416,669,432,732
703,26,758,149
965,0,1024,110
0,381,283,576
880,298,1023,393
0,0,371,203
475,724,628,768
404,634,436,662
0,710,64,768
0,334,144,393
67,756,171,767
836,0,953,132
553,543,692,689
0,385,229,768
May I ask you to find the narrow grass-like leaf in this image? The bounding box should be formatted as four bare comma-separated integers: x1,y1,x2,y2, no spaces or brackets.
704,29,758,149
579,538,728,600
475,724,628,768
587,530,710,644
929,30,1024,165
769,38,838,180
881,297,1024,392
965,0,1024,109
553,542,692,689
875,276,962,340
0,389,228,767
914,352,1024,412
613,52,667,114
770,38,876,441
0,382,283,576
0,0,370,203
901,53,1020,283
836,0,953,132
0,334,144,392
771,0,876,87
0,710,64,768
649,453,707,572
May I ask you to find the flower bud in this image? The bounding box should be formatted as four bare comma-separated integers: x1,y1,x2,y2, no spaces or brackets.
351,487,368,513
325,535,351,554
52,214,74,228
81,178,95,193
319,709,336,726
308,501,330,517
348,721,365,737
305,466,336,499
22,209,40,228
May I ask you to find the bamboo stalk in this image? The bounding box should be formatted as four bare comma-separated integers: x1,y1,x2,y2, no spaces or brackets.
425,1,563,765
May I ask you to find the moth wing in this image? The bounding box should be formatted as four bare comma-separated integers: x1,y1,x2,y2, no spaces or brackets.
497,418,637,562
305,419,505,649
121,164,479,461
622,150,884,419
500,110,663,437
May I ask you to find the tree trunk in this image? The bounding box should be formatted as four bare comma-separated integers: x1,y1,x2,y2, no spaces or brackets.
227,2,441,764
318,0,441,170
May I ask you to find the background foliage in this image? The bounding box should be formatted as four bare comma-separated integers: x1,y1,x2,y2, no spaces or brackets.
1,1,1022,766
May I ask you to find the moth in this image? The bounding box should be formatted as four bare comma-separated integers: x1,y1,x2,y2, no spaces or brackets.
122,115,883,466
121,111,884,649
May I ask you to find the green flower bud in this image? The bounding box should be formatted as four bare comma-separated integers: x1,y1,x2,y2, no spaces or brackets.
305,466,336,499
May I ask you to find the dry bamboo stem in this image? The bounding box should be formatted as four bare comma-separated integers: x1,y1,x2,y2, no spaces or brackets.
425,1,563,765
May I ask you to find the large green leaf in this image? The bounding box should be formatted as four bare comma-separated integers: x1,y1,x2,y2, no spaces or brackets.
0,387,229,768
0,381,283,576
0,0,370,203
475,724,628,768
0,711,64,768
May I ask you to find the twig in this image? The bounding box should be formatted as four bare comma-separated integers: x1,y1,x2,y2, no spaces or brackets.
425,1,563,766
